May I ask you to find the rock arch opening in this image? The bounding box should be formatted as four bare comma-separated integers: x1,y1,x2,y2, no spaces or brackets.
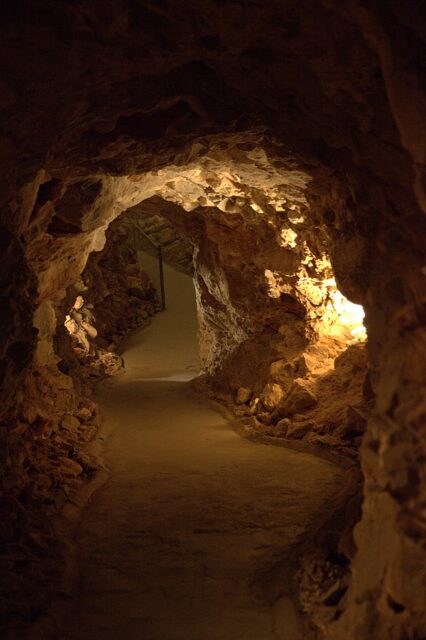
51,139,371,458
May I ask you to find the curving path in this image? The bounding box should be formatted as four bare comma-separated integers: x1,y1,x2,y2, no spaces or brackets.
67,258,345,640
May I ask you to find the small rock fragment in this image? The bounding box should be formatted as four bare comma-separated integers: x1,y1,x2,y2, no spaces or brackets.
249,397,260,415
260,383,284,411
77,407,92,423
59,457,83,476
61,414,81,431
235,405,250,417
276,418,291,436
236,387,252,404
286,380,317,414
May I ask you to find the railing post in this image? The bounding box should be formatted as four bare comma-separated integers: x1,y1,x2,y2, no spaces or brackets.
158,244,166,311
136,227,166,312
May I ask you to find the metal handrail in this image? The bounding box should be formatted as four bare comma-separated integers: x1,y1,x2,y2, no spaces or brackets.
137,228,166,311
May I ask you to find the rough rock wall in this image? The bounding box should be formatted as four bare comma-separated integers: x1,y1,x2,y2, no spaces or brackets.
0,204,159,630
0,2,425,638
81,214,157,350
134,186,369,459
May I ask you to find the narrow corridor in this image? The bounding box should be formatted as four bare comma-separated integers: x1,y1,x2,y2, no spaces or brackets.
67,260,345,640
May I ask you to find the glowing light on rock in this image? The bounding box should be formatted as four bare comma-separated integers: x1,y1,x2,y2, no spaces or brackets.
280,227,298,248
64,296,97,354
325,277,367,341
264,266,367,342
264,269,282,298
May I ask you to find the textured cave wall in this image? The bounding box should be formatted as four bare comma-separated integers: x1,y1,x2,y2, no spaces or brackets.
0,193,161,629
81,212,158,351
134,186,369,461
0,2,425,638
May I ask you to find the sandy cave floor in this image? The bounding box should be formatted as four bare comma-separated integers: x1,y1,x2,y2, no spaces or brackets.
65,259,345,640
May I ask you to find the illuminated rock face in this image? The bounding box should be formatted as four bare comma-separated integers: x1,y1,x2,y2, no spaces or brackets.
0,2,425,639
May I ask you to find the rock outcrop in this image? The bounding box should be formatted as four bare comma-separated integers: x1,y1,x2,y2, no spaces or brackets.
81,214,158,351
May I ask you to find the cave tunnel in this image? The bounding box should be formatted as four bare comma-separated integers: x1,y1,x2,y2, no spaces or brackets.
0,2,425,639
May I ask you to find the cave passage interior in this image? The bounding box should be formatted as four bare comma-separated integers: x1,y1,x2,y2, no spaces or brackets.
66,234,354,640
0,3,425,640
59,176,367,639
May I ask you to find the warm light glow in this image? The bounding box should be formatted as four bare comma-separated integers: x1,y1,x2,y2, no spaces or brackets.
263,268,367,342
264,269,283,298
280,227,298,248
325,277,367,341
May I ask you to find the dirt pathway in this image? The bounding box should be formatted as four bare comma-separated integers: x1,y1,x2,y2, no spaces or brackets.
67,260,345,640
